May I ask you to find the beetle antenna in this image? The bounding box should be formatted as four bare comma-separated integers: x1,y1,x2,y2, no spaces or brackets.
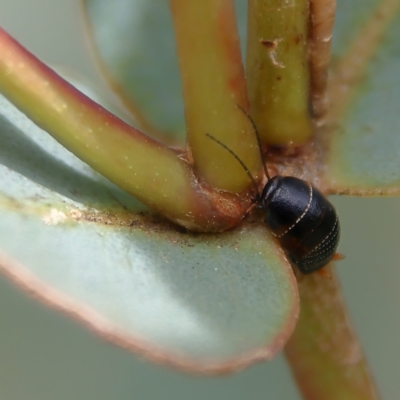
205,133,260,197
236,105,271,180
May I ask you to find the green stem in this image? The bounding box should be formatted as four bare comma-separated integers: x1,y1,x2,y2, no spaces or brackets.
285,265,380,400
246,0,312,145
0,28,248,232
171,0,262,192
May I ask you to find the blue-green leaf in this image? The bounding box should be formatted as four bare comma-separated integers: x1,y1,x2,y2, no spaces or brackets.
327,0,400,194
83,0,184,141
0,94,298,373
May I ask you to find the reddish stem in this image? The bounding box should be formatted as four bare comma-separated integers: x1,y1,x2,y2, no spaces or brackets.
285,265,380,400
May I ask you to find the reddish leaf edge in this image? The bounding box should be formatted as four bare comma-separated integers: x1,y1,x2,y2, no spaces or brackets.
327,185,400,197
0,231,299,376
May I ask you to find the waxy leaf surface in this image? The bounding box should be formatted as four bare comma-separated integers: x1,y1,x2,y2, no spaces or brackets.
327,0,400,194
0,94,298,372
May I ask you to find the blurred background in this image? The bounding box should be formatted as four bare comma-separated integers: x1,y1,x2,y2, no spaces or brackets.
0,1,399,399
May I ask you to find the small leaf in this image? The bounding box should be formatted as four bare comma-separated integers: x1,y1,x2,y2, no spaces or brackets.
83,0,185,141
0,91,298,373
327,0,400,194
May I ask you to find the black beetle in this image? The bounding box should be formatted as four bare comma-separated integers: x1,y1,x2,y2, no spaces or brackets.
260,175,340,274
206,110,340,274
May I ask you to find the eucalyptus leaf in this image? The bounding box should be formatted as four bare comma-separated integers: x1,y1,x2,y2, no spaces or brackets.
83,0,185,141
0,94,298,372
327,0,400,193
